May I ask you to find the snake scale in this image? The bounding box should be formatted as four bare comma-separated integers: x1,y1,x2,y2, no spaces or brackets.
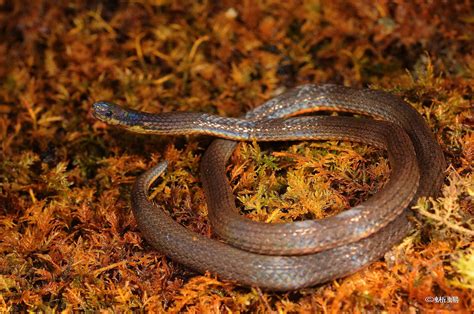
92,84,445,290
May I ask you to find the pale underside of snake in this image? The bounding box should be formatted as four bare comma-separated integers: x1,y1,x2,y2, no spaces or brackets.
92,84,445,290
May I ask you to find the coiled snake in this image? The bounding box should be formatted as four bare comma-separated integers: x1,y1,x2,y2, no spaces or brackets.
92,84,445,290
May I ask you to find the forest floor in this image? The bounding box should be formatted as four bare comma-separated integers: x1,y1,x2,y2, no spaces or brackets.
1,1,473,312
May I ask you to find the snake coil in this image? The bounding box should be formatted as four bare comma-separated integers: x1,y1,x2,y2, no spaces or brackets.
92,84,445,290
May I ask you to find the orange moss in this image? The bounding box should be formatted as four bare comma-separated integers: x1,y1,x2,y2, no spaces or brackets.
0,0,472,312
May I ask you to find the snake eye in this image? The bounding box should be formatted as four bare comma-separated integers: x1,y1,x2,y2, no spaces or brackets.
103,108,113,118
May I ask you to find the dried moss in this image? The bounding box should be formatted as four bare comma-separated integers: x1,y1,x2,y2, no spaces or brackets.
0,0,473,312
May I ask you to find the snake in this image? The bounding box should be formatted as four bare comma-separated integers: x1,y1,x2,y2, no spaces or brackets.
92,84,445,290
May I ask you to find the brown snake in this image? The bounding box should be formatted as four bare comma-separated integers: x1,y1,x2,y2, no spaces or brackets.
92,84,445,290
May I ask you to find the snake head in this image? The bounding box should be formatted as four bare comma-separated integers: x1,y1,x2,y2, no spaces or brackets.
92,101,130,126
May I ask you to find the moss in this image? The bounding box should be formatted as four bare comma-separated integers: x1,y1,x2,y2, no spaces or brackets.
0,0,472,312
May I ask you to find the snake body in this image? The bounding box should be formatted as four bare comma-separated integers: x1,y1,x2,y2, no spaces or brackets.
92,84,445,290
